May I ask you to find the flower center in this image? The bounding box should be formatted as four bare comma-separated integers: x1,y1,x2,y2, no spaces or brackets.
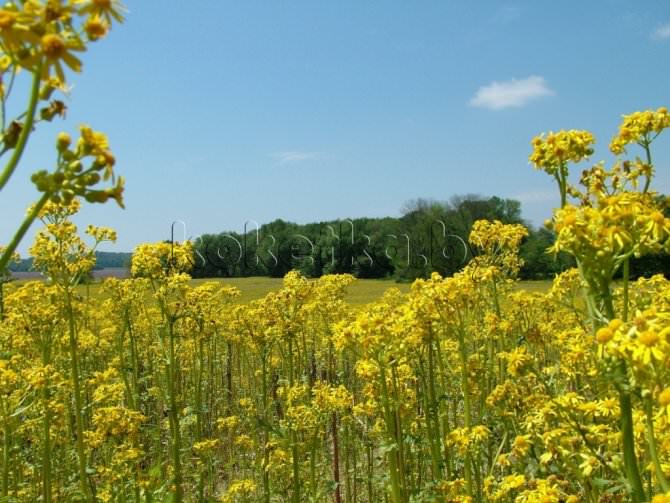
639,330,659,347
85,18,107,40
41,34,66,59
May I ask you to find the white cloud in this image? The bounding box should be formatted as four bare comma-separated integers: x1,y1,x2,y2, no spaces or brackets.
652,23,670,40
469,76,554,110
270,151,318,165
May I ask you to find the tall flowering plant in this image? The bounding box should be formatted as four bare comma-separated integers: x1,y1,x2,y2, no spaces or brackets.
0,0,125,273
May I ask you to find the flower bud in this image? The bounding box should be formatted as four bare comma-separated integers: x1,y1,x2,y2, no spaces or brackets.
52,172,65,185
68,160,83,173
56,132,71,151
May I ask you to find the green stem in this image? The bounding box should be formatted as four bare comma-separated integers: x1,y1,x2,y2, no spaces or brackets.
2,412,9,498
615,362,646,502
0,192,50,272
66,292,93,502
41,345,52,503
309,436,316,499
642,395,670,492
457,327,473,500
642,141,653,193
0,280,5,321
366,442,373,503
379,364,403,503
167,320,183,503
425,344,442,479
554,167,568,208
622,258,630,323
390,364,408,499
126,317,140,410
287,337,301,503
434,341,454,478
196,337,204,440
261,354,270,503
0,62,42,191
196,337,204,503
329,342,342,503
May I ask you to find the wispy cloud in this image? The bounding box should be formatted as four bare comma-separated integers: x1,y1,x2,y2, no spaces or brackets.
168,155,210,173
470,76,554,110
496,5,520,24
652,22,670,40
513,190,556,204
270,151,319,165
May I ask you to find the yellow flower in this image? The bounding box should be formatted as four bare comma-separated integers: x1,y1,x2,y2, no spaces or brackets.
39,32,86,82
530,130,595,175
75,0,126,24
610,107,670,154
0,7,39,53
512,434,531,457
220,479,256,503
596,326,614,344
659,388,670,407
84,15,108,41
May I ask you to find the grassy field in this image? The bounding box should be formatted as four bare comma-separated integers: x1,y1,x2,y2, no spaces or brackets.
205,277,552,304
7,276,552,305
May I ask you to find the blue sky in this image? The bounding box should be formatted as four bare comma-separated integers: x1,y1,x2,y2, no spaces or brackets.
3,0,670,254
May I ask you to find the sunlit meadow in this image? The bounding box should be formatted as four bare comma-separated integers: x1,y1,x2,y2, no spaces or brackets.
2,2,670,503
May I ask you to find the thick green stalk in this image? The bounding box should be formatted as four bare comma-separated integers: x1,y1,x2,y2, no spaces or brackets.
554,167,568,208
601,288,646,502
0,63,42,191
617,382,646,502
65,293,93,502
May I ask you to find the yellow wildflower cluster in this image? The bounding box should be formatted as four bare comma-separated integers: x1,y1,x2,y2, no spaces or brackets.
3,107,670,503
610,107,670,154
131,240,195,278
529,130,595,175
550,193,670,286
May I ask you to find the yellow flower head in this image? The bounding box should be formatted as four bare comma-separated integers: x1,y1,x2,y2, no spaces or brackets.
610,107,670,155
530,130,595,175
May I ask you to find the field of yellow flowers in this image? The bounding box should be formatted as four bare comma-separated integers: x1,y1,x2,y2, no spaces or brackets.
2,2,670,502
1,105,670,502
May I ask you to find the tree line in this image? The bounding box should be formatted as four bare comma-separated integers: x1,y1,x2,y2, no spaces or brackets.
191,195,576,281
9,195,666,281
